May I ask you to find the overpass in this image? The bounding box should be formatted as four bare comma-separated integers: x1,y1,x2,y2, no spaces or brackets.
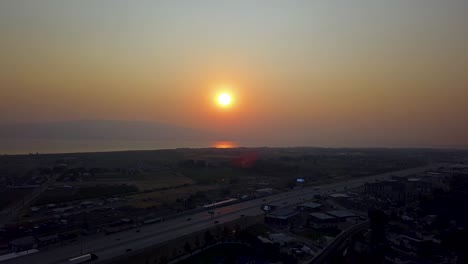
310,221,370,264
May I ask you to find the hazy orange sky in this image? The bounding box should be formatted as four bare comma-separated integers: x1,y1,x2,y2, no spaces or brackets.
1,1,467,148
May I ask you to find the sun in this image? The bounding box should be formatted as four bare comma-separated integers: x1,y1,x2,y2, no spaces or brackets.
217,93,232,107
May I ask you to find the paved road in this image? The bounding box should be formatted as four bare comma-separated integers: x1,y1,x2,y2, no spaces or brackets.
2,164,440,264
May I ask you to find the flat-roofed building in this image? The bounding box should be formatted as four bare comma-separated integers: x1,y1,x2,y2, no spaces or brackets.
297,202,322,212
37,234,59,247
326,210,358,222
365,179,432,201
265,207,299,226
10,236,37,252
263,200,290,211
308,213,338,229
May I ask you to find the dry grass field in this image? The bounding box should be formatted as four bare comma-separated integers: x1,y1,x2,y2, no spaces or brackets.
124,185,219,209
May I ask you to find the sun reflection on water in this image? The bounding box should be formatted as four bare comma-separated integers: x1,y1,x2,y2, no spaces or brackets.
213,141,237,148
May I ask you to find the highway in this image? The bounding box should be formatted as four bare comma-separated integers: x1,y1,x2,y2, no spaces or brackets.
2,164,439,264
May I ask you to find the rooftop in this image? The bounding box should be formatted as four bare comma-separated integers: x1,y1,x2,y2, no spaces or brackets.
10,236,36,246
309,212,335,220
327,210,357,218
299,202,322,209
329,193,349,198
37,234,58,242
408,178,421,182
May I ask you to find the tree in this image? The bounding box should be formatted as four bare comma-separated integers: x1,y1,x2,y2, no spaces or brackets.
368,208,388,263
222,226,231,241
204,230,214,246
159,255,168,264
82,212,89,230
368,208,387,246
194,236,200,248
184,241,192,255
234,224,241,239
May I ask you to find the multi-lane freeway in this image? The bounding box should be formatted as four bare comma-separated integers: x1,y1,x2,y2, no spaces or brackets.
2,164,439,264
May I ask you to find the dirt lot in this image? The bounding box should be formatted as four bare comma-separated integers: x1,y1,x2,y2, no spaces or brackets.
124,185,219,209
57,173,194,191
0,189,32,210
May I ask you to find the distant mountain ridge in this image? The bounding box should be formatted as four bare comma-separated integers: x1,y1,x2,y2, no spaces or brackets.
0,120,213,140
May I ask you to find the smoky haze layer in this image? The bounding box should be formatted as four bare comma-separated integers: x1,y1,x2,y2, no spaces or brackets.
0,120,213,141
1,1,468,148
